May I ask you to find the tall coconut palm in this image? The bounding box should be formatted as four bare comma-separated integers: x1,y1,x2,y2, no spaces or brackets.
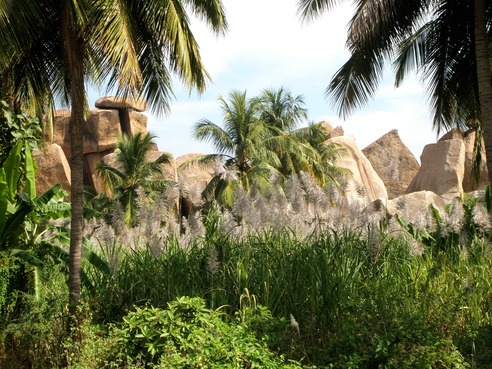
96,132,170,226
194,90,276,206
255,86,308,131
194,89,345,206
0,0,227,318
297,0,492,185
255,87,345,187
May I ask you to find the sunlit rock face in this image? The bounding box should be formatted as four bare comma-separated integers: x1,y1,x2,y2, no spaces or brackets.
407,139,465,202
326,135,388,208
438,128,488,192
49,109,122,161
362,129,420,199
33,143,71,196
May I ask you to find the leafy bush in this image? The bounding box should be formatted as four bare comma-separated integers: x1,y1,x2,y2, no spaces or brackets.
110,296,306,368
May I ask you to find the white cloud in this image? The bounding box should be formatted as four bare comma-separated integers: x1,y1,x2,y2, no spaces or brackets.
143,0,439,161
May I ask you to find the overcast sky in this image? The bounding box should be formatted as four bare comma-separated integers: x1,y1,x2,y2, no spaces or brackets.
91,0,439,161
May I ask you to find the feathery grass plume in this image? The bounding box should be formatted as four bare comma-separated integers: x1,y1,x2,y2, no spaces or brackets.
137,195,170,257
326,182,346,207
445,197,465,234
366,223,382,260
355,182,367,198
111,202,133,247
300,171,331,218
85,219,121,273
409,239,425,256
285,174,307,214
183,211,206,242
232,185,252,222
472,203,492,233
206,246,220,275
290,313,300,336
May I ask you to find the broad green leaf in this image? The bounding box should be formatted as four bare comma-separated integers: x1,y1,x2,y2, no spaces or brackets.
3,139,23,202
0,168,8,234
0,193,34,250
24,143,36,199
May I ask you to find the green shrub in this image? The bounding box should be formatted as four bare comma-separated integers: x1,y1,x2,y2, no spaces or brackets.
110,296,307,368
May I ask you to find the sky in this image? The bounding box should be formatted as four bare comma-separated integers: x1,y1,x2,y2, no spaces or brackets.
90,0,439,161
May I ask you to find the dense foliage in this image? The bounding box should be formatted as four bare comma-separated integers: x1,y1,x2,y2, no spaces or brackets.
3,189,492,368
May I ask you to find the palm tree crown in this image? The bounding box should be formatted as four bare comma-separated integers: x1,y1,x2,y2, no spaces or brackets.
96,132,170,226
194,88,345,207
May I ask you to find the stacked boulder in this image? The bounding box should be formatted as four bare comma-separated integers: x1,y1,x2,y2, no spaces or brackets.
34,97,214,200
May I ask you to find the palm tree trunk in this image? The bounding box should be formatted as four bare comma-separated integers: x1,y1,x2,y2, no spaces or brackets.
474,0,492,187
62,6,86,327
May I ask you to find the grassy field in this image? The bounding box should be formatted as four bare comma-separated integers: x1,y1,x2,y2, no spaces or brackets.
2,189,492,368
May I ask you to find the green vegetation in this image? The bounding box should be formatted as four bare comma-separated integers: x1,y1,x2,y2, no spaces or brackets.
3,129,492,368
0,0,228,318
94,132,171,226
1,0,492,366
193,88,344,207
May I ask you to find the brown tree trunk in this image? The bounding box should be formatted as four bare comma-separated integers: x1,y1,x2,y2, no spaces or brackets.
474,0,492,187
62,6,86,327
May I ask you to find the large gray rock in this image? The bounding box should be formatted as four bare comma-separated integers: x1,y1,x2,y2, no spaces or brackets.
363,129,420,199
33,144,71,196
407,139,465,201
438,128,488,192
327,135,388,206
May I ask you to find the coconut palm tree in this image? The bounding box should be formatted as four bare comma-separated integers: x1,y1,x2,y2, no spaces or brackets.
297,0,492,185
0,0,227,318
95,132,170,226
194,90,276,206
255,86,308,131
194,89,345,207
255,87,345,187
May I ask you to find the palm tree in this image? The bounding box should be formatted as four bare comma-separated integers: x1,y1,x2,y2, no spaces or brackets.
194,89,345,206
255,87,345,187
194,90,276,206
297,0,492,186
0,0,227,318
255,86,308,131
95,132,170,226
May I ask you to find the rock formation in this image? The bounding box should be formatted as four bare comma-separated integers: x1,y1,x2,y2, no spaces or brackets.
362,129,420,199
407,138,466,201
438,128,488,192
35,99,490,223
326,135,388,206
33,144,71,196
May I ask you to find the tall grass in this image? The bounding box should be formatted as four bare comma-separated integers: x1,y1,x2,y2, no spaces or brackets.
83,214,492,367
